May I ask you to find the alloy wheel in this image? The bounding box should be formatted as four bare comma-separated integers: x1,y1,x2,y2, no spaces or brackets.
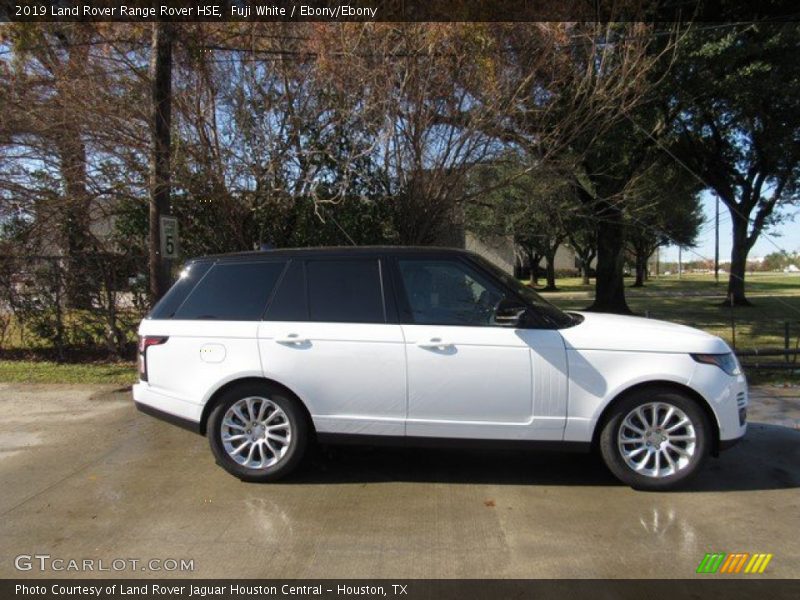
617,401,697,479
220,396,292,469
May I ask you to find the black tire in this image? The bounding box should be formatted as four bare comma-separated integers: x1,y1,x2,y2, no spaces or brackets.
599,387,711,491
207,381,308,482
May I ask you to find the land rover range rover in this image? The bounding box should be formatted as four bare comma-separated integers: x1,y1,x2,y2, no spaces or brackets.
133,247,747,490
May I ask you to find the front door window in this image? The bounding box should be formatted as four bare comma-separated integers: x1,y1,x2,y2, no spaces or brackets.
397,259,507,326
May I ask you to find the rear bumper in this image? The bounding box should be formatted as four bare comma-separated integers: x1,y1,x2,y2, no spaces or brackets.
135,401,202,434
132,382,203,434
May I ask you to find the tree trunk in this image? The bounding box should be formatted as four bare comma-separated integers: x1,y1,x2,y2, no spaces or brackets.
54,38,93,310
586,201,632,314
96,256,124,358
633,256,644,287
578,251,595,285
148,23,174,304
632,249,646,287
56,133,93,309
527,249,542,286
725,214,752,306
543,248,558,291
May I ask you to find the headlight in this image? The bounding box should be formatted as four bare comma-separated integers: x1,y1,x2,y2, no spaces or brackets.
691,352,741,376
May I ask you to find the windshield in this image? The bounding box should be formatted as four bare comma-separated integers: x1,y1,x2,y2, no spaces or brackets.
472,256,577,328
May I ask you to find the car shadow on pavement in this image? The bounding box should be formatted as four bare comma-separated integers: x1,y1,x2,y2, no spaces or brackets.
681,423,800,493
285,422,799,492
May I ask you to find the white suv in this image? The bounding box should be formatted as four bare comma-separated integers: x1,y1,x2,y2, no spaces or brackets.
133,247,747,490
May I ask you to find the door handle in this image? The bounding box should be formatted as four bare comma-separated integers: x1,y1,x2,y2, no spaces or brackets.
275,333,309,345
417,337,453,349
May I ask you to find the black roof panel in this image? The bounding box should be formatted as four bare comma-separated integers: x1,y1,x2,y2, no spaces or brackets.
192,246,474,263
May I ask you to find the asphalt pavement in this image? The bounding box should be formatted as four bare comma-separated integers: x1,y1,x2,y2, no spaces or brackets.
0,382,797,578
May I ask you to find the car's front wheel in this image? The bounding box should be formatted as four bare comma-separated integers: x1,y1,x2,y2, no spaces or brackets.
599,388,711,491
208,382,308,482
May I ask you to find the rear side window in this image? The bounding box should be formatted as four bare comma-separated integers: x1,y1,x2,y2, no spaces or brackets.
306,259,385,323
149,261,211,319
173,261,286,320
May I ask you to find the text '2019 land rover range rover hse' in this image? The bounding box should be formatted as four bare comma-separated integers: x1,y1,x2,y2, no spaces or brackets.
133,247,747,490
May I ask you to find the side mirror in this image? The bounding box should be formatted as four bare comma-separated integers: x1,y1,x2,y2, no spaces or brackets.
494,298,531,328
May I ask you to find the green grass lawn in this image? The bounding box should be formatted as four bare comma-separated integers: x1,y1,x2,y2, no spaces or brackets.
550,292,800,352
0,273,796,384
538,272,800,296
536,272,800,351
0,360,136,385
540,273,800,384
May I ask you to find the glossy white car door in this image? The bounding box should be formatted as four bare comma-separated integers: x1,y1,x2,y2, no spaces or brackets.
402,325,567,440
257,322,407,436
394,256,568,440
257,257,407,437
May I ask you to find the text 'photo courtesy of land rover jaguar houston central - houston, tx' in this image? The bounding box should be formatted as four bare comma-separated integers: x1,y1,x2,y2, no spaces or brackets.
133,247,747,491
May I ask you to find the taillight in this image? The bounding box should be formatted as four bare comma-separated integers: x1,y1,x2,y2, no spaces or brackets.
138,335,168,382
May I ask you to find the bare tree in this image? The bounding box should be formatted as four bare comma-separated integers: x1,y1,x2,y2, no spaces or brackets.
314,24,502,244
464,23,669,312
0,25,96,306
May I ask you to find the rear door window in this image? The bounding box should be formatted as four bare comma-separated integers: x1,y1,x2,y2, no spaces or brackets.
306,259,385,323
173,261,286,320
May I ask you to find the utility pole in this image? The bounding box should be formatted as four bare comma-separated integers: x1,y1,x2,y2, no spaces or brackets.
714,193,720,284
148,22,173,303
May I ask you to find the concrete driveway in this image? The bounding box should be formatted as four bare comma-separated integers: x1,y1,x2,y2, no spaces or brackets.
0,383,798,579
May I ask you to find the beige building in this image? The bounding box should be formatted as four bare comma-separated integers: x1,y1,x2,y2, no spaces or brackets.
464,232,592,276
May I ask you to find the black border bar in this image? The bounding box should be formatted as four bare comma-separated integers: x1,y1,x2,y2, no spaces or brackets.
4,0,800,23
4,580,800,600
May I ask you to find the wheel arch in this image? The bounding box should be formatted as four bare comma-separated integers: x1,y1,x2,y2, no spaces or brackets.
199,376,315,437
590,380,722,456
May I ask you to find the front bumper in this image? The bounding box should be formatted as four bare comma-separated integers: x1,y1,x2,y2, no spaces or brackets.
689,364,748,450
719,436,743,451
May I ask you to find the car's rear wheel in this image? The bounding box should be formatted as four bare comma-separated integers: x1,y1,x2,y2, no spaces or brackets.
208,382,308,482
599,388,711,491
